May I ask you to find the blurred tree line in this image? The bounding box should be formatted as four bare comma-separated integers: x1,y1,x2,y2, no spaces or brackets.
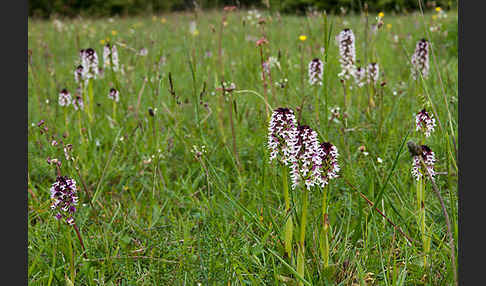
29,0,457,18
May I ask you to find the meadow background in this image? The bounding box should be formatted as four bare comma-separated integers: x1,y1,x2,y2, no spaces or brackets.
28,1,458,285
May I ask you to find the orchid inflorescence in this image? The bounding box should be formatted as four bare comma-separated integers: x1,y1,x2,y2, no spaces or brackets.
354,66,366,87
103,43,119,72
308,58,324,86
411,39,429,80
267,107,340,190
367,62,380,84
74,65,85,84
108,88,120,102
411,144,436,181
80,48,99,80
50,175,79,226
337,28,357,81
415,108,436,137
58,89,72,107
268,108,299,166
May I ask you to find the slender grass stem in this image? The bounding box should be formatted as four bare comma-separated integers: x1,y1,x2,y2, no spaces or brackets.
227,91,241,170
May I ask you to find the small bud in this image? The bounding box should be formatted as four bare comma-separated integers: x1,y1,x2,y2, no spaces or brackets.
407,141,422,157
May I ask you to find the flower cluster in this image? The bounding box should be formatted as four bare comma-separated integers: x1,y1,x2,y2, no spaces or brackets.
246,10,262,26
267,108,340,190
415,108,436,137
289,125,322,190
315,142,340,187
411,39,429,80
80,48,99,79
275,78,288,88
58,89,72,106
191,145,207,160
289,126,340,190
221,81,236,93
267,56,280,70
73,91,84,111
108,88,120,102
411,145,436,181
367,62,380,84
354,66,366,87
267,108,298,165
337,29,357,81
50,176,79,225
308,58,324,86
74,65,85,84
103,44,119,72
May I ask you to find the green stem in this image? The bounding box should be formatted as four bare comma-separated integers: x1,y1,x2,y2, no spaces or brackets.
87,79,94,122
112,100,117,122
282,165,293,258
67,227,75,282
297,187,309,285
64,108,68,133
282,165,290,210
320,186,329,267
417,176,427,266
314,85,320,125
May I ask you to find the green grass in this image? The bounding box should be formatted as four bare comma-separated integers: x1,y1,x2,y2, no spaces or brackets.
28,8,457,285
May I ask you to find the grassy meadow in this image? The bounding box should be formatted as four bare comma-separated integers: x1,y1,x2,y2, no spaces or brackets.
28,8,458,285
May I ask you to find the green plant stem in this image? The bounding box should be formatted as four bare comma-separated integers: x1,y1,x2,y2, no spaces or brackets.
282,164,292,258
320,185,329,267
416,177,428,266
297,187,309,286
419,157,457,286
112,101,117,122
227,92,241,170
87,79,94,122
314,85,319,125
64,108,68,134
67,228,75,282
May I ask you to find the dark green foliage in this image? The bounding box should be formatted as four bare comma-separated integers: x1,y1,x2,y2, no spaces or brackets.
29,0,458,18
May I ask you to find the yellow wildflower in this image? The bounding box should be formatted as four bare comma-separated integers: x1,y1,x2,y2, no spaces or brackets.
161,18,167,24
299,35,307,41
192,29,199,36
111,30,117,36
378,12,385,18
100,39,105,45
386,23,392,29
435,7,442,12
